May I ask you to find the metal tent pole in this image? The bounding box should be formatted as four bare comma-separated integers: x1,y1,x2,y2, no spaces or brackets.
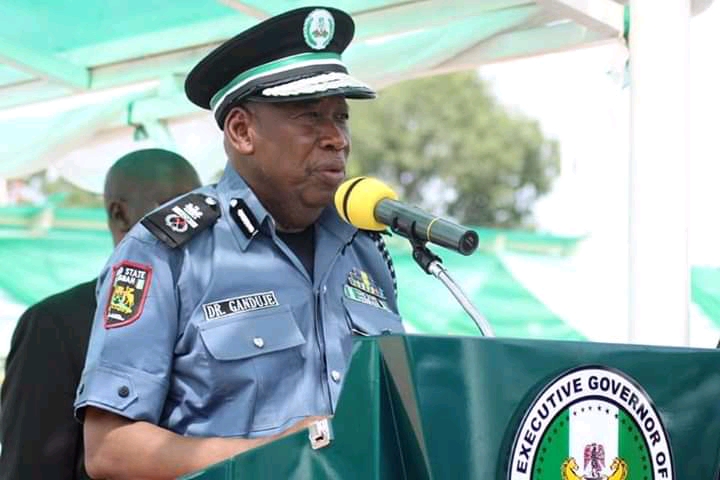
628,0,691,346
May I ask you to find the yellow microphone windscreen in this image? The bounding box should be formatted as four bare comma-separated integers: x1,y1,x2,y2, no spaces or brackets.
334,177,398,231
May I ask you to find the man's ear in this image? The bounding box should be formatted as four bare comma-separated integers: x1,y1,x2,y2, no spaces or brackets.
224,106,255,155
107,199,131,235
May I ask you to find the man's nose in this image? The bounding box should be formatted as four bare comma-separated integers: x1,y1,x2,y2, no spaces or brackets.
318,118,349,151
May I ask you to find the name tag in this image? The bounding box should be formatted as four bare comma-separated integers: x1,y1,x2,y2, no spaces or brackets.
203,291,278,320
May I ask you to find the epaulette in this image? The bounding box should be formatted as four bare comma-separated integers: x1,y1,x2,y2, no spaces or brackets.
141,192,221,248
367,231,397,297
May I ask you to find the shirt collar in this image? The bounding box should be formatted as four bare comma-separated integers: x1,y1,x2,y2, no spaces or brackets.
216,164,273,251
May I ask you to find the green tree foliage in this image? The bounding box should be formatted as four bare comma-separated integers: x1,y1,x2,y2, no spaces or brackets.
348,72,560,228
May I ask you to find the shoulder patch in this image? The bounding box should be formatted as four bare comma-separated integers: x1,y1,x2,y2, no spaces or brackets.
104,261,152,329
141,193,220,248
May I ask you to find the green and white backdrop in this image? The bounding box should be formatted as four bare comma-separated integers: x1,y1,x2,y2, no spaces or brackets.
1,207,719,364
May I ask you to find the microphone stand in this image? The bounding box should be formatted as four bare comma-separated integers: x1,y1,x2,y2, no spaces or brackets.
406,236,495,337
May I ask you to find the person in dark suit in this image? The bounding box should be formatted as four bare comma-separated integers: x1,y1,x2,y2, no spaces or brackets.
0,148,201,480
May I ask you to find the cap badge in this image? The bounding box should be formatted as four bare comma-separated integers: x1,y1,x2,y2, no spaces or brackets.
303,9,335,50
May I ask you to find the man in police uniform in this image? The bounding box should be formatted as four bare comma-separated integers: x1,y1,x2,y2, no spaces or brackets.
0,149,201,480
75,6,403,479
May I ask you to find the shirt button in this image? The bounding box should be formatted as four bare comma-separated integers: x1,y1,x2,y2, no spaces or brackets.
253,337,265,348
331,370,341,383
322,285,327,294
118,386,130,398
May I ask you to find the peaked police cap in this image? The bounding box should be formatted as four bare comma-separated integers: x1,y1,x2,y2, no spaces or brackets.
185,6,375,128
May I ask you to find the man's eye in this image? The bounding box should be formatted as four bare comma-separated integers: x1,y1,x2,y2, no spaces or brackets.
303,111,321,118
336,113,349,121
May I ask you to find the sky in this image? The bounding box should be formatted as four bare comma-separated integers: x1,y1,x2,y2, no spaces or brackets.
479,1,720,267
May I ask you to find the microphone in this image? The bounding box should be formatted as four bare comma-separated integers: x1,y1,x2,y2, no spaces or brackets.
334,177,479,256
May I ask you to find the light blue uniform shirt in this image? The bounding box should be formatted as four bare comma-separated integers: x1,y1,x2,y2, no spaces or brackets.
74,166,403,438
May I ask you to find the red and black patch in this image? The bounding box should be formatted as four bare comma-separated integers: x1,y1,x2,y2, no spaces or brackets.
104,261,153,329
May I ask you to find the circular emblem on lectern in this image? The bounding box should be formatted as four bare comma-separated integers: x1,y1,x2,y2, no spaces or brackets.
507,366,673,480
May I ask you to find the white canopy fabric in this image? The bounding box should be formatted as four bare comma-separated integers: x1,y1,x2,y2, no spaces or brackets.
0,0,627,185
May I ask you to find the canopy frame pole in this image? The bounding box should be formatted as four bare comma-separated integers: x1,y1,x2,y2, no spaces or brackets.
628,0,691,346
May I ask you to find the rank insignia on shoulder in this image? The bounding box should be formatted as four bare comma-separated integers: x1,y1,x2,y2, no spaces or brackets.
141,193,221,248
105,261,152,329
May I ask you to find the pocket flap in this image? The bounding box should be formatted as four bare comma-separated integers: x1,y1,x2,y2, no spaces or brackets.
199,305,305,360
342,296,403,336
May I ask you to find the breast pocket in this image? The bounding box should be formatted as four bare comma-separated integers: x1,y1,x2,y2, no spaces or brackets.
342,296,404,337
199,305,305,360
198,305,307,430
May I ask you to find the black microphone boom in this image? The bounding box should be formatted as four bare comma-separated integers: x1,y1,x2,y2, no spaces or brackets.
335,177,491,334
375,199,479,256
334,176,479,256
